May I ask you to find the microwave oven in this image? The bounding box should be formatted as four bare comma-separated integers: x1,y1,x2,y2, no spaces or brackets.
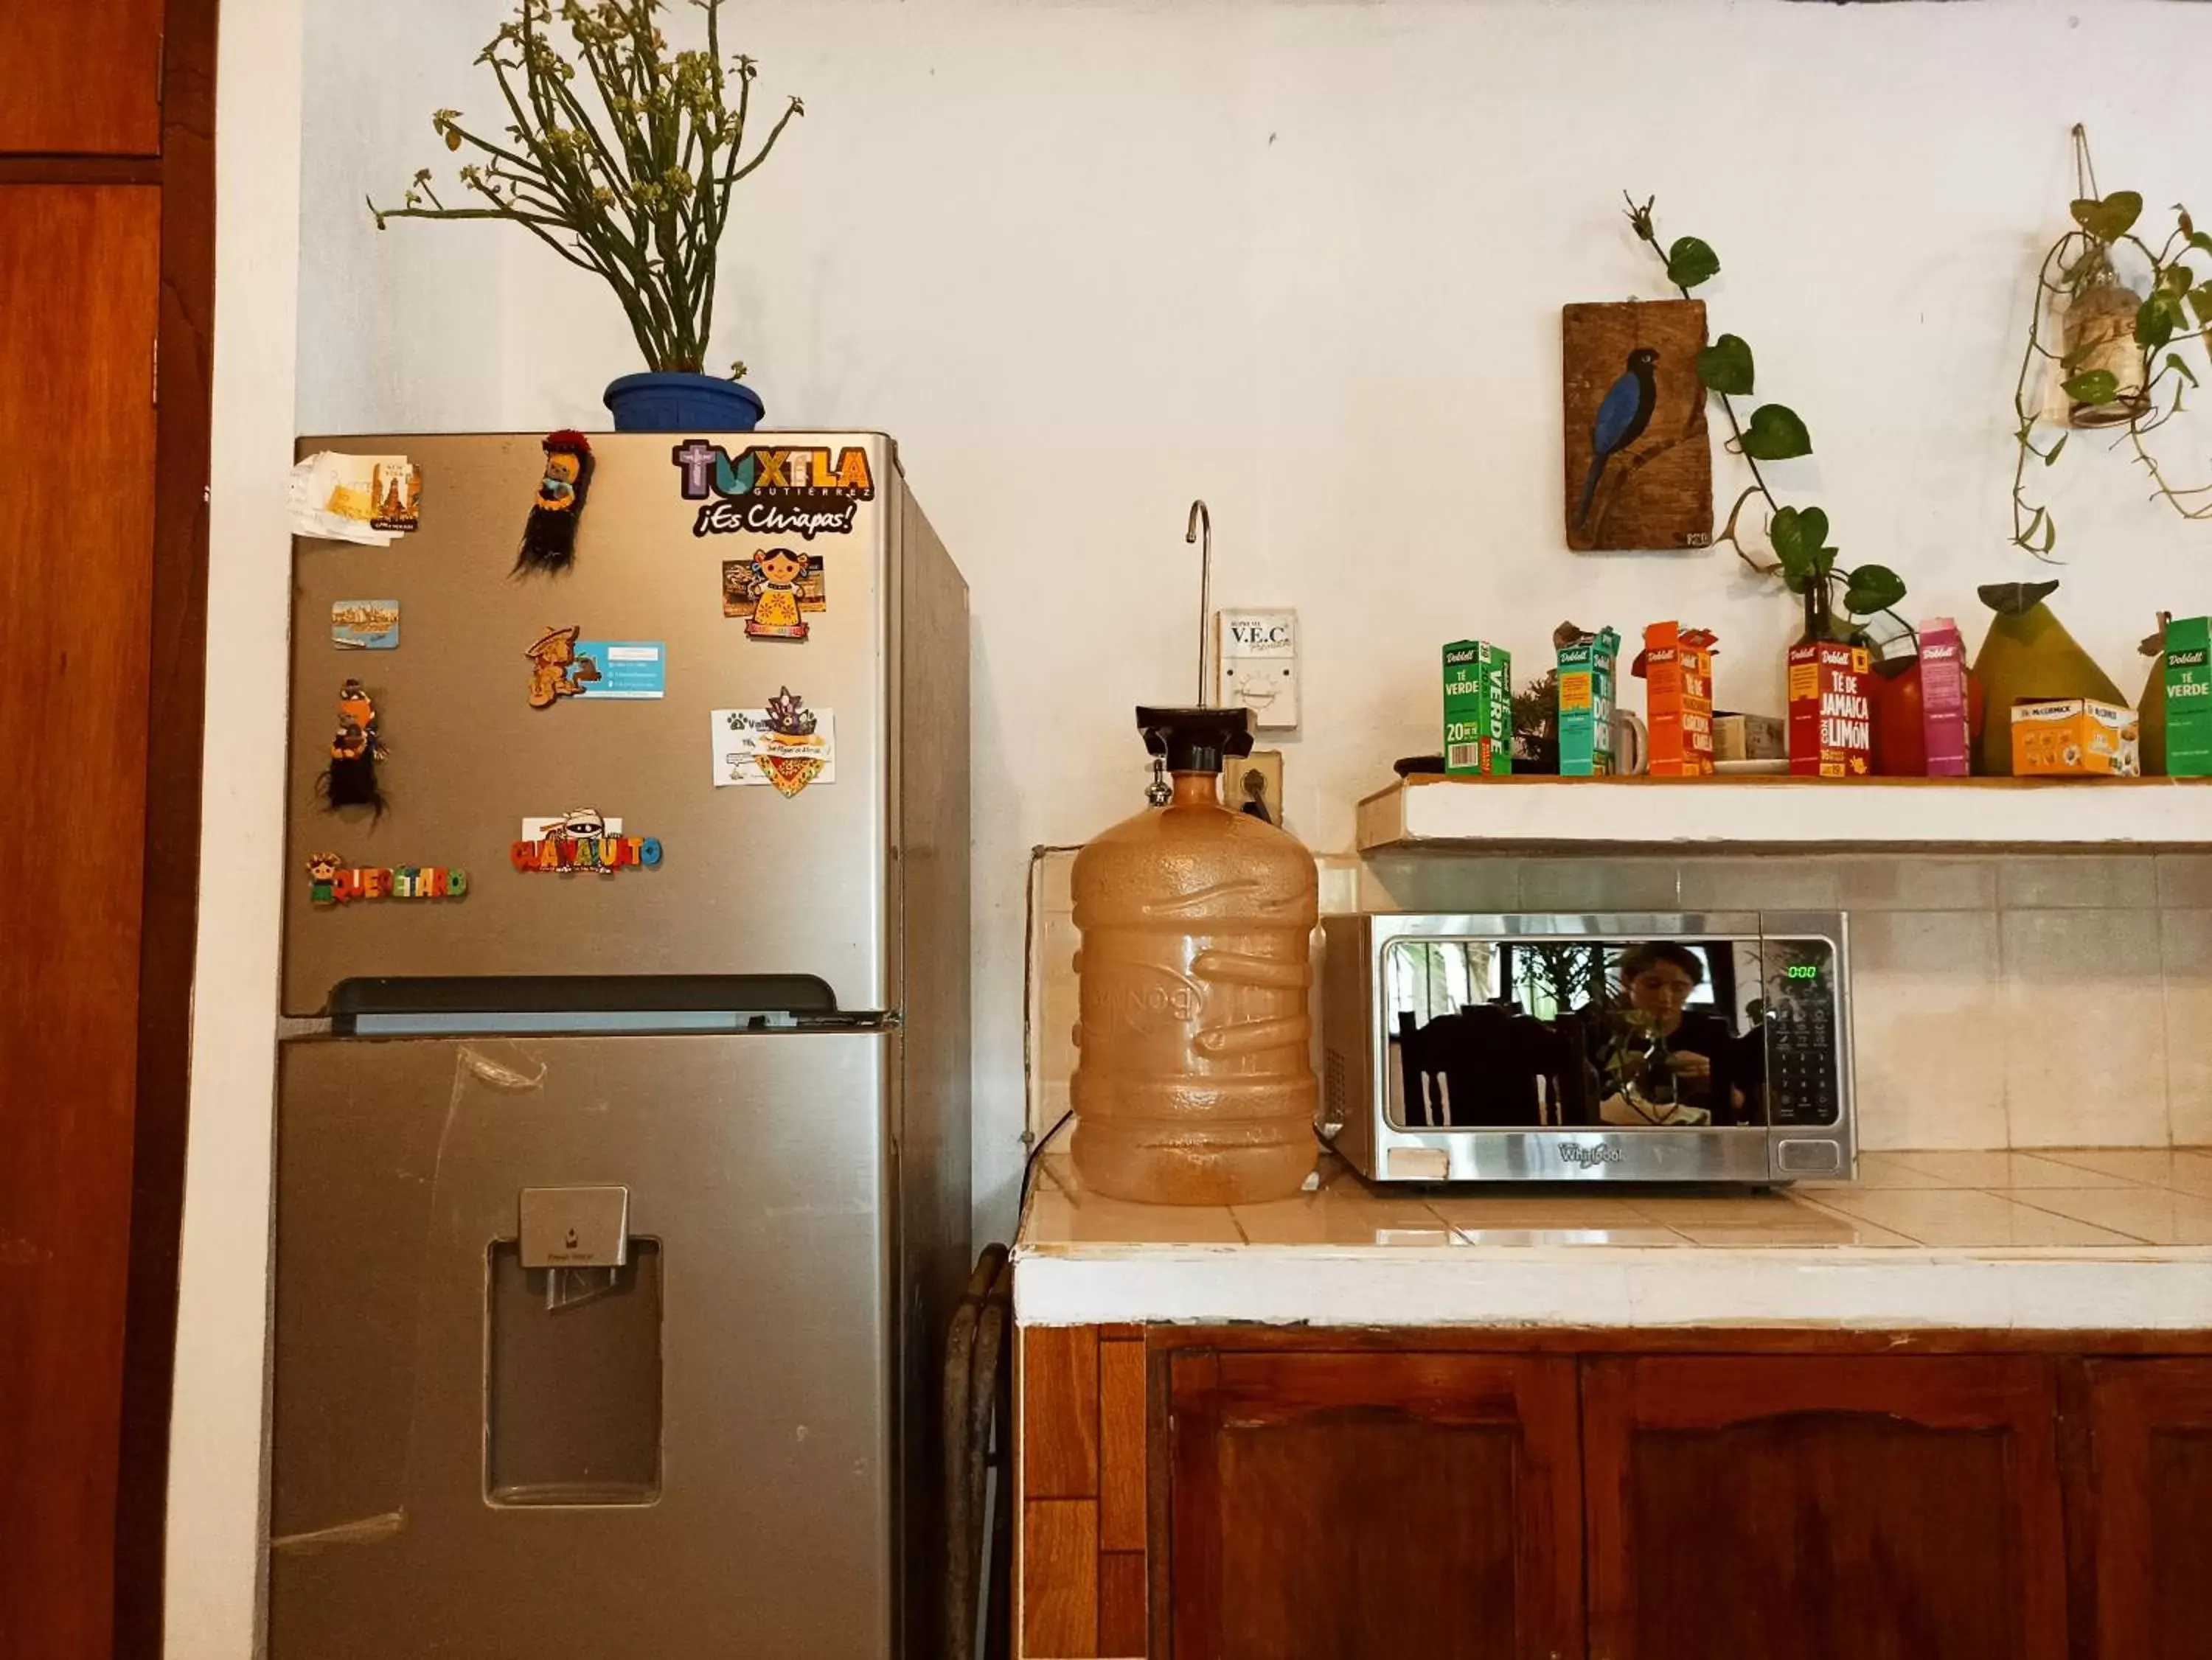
1319,912,1854,1185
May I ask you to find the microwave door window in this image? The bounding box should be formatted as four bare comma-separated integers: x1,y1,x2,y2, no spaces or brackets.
1382,938,1764,1133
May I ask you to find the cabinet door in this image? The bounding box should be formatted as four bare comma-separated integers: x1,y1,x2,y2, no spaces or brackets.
1166,1351,1582,1660
0,0,166,155
2081,1360,2212,1660
1584,1355,2067,1660
0,185,161,1660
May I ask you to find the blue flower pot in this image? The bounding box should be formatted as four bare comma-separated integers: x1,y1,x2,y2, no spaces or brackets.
602,372,766,433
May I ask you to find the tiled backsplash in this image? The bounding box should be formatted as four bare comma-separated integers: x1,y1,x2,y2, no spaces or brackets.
1026,849,2212,1154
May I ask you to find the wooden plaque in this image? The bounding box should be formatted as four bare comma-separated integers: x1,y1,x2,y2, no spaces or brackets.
1562,299,1714,551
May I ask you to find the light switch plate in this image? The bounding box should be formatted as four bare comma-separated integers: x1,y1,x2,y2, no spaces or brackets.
518,1185,630,1269
1217,608,1299,730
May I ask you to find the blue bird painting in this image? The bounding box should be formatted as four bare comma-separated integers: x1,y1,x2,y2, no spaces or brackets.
1576,346,1660,529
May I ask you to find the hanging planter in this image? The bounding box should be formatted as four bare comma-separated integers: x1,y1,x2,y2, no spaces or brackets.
2060,276,2150,429
368,0,801,433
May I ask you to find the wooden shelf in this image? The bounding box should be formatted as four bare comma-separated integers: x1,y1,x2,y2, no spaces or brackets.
1355,773,2212,852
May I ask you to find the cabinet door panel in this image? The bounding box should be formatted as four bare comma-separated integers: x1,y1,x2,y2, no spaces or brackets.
1585,1355,2066,1660
0,0,166,155
1168,1352,1580,1660
0,184,161,1660
2084,1360,2212,1660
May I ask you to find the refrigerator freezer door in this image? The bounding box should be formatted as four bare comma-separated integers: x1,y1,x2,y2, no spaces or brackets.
282,433,895,1015
267,1030,894,1659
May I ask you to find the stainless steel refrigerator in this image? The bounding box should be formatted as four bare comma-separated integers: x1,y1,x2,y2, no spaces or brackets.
267,431,969,1660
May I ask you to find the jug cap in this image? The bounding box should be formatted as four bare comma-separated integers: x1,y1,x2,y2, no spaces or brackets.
1135,705,1254,775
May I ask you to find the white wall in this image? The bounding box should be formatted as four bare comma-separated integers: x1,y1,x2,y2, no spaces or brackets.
166,0,302,1653
290,0,2212,1235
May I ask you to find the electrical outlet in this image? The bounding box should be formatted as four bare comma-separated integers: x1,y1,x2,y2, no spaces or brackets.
1227,748,1284,829
1217,609,1299,730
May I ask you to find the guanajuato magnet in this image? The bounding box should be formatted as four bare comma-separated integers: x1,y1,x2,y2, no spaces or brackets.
307,852,466,905
510,807,663,875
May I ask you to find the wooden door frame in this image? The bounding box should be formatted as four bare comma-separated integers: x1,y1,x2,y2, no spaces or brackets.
0,0,224,1652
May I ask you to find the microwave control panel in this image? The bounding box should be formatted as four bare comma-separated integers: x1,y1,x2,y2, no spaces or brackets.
1764,938,1841,1128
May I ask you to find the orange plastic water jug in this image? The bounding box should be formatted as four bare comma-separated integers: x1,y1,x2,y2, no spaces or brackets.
1070,707,1319,1204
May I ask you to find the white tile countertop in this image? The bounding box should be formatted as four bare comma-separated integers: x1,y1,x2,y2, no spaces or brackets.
1012,1143,2212,1331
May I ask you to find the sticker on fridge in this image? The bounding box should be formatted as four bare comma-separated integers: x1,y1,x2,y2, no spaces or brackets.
723,548,827,640
512,809,661,875
332,599,401,650
712,689,835,795
571,640,667,700
671,439,874,540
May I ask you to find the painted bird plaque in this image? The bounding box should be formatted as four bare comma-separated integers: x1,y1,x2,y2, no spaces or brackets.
1562,299,1713,551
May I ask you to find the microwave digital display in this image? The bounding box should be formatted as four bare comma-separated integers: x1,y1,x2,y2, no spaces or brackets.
1382,935,1840,1132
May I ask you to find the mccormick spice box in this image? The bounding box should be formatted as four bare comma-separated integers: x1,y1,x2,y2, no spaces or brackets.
1556,627,1620,776
1787,640,1873,778
2011,698,2140,775
1442,640,1512,775
2166,615,2212,778
1919,618,1971,777
1642,621,1716,777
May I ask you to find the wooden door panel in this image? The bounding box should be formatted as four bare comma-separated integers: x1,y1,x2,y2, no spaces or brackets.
1584,1355,2067,1660
1168,1351,1582,1660
0,184,161,1660
0,0,167,156
2083,1360,2212,1660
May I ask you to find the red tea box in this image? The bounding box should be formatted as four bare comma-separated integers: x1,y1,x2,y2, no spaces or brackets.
1787,640,1872,778
1643,621,1717,777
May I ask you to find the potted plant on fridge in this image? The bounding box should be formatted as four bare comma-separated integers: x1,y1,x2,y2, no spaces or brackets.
369,0,803,432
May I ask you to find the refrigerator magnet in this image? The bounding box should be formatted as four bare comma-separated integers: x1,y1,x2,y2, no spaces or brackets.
525,625,596,707
306,854,466,905
515,430,594,576
712,688,835,795
319,679,388,815
672,439,874,540
571,640,666,698
510,809,663,875
332,599,401,650
723,549,826,641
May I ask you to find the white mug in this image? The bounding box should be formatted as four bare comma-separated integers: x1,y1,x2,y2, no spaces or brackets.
1610,710,1649,776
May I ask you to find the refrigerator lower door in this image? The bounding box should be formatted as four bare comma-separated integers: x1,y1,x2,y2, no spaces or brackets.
268,1030,895,1659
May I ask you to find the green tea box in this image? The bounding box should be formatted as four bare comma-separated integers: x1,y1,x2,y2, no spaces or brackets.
1443,640,1512,775
1557,627,1620,775
2168,615,2212,778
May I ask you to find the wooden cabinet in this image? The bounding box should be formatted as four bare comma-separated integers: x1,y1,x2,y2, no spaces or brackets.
1582,1355,2067,1660
0,0,167,155
1165,1352,1582,1660
2079,1360,2212,1660
1022,1333,2212,1660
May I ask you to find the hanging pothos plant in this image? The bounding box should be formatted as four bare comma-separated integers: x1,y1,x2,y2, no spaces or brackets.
1624,194,1910,648
2008,125,2212,558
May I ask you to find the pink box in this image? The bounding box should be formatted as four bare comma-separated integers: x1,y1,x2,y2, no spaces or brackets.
1919,617,1969,777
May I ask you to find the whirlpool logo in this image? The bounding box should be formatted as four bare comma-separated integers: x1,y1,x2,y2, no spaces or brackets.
1558,1142,1624,1168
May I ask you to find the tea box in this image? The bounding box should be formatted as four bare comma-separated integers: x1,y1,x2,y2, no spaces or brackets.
1919,618,1971,778
2166,615,2211,778
1643,621,1716,777
1557,627,1620,776
2011,697,2140,776
1787,640,1873,778
1442,640,1512,776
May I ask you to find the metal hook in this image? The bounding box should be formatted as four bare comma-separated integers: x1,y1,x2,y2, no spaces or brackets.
1186,499,1211,705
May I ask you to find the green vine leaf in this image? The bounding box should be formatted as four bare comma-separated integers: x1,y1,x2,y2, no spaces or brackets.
1770,505,1834,593
2070,190,2143,243
1666,236,1721,290
2063,369,2121,405
1741,403,1812,461
1696,333,1755,395
2043,433,2068,467
2170,352,2201,388
2138,293,2180,349
2190,283,2212,325
1843,563,1907,616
